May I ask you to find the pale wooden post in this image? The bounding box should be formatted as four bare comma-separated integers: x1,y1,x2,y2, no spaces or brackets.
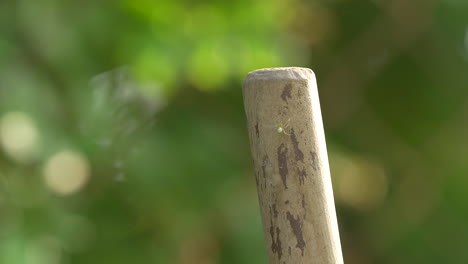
242,67,343,264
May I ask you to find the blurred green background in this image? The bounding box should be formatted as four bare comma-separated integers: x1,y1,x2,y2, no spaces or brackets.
1,0,468,263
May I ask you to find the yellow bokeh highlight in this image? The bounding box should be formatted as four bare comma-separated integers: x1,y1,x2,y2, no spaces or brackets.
331,151,388,211
0,111,39,163
25,236,62,264
43,151,90,196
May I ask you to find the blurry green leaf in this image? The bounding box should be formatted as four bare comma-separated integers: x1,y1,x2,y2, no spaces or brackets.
187,41,230,91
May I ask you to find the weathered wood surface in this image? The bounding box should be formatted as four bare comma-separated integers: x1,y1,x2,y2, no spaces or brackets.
242,67,343,264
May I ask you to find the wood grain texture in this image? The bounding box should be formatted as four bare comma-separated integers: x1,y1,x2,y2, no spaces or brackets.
242,67,343,264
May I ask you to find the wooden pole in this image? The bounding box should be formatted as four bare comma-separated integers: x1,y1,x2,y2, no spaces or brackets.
242,67,343,264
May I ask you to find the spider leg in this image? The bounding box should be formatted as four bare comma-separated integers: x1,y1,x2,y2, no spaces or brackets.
283,118,291,128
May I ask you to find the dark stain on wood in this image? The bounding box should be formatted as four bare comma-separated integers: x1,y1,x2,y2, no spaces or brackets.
254,169,259,187
281,84,292,102
290,129,304,162
301,194,306,219
272,203,279,218
277,144,289,189
287,211,306,256
255,122,259,138
262,155,269,189
270,223,283,260
297,87,303,97
297,167,307,185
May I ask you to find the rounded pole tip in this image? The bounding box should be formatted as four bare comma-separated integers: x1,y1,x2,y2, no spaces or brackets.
244,67,316,82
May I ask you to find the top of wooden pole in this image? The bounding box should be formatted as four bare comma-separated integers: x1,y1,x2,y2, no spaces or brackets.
244,67,315,81
242,67,343,264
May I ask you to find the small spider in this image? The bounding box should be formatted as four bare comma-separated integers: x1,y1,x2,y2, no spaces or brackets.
276,119,291,136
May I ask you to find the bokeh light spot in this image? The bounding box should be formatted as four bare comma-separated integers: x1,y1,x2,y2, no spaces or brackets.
43,151,90,196
25,236,62,264
133,48,177,96
292,3,337,46
331,151,388,211
187,42,230,91
0,111,39,163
